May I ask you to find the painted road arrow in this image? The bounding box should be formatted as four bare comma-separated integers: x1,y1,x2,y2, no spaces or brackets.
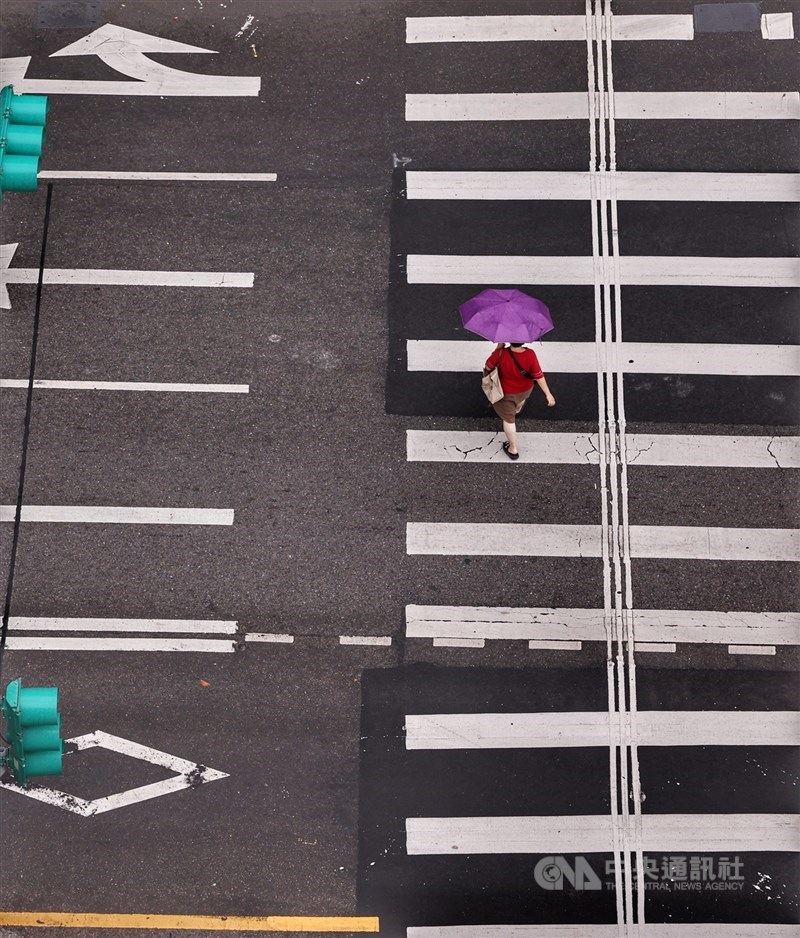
0,23,261,96
1,243,254,309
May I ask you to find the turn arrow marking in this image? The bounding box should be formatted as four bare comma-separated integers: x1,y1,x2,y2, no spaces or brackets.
1,243,254,309
0,23,261,97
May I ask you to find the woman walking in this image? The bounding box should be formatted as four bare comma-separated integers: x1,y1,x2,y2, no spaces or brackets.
484,341,556,460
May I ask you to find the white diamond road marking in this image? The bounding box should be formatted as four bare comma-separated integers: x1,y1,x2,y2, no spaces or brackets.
0,731,228,815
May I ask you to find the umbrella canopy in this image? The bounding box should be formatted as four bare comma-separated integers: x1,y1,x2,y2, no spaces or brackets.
459,289,553,343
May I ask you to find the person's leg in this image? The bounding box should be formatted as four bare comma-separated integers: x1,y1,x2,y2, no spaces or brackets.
502,418,518,454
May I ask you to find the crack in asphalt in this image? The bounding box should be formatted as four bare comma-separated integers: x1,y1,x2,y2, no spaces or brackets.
626,438,655,465
765,437,784,469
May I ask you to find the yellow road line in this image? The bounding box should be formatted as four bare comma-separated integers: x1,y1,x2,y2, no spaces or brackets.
0,912,379,932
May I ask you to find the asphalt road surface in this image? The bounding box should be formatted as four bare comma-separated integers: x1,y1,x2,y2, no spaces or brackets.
0,1,797,937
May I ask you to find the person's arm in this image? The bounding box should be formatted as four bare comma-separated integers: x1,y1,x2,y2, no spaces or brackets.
483,344,503,375
535,375,556,407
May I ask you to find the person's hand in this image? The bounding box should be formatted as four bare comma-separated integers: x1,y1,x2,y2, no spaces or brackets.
546,394,556,407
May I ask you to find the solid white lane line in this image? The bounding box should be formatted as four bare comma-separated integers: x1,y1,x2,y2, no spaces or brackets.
406,607,800,645
405,92,800,121
405,170,800,202
0,379,249,393
406,340,800,375
245,633,295,643
404,711,800,749
406,430,601,464
407,523,602,557
406,14,693,43
407,926,800,936
8,617,237,633
407,524,799,561
634,642,676,653
407,430,800,468
406,255,800,287
0,506,234,525
39,171,277,182
3,637,235,652
3,268,255,288
406,814,799,855
728,644,777,655
339,635,393,646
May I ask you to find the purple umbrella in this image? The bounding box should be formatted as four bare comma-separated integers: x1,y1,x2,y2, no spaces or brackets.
459,289,553,343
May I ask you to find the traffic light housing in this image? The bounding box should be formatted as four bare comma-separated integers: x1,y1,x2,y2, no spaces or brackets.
0,84,49,198
1,678,63,786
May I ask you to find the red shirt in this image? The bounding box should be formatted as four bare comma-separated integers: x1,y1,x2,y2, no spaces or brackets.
485,346,544,394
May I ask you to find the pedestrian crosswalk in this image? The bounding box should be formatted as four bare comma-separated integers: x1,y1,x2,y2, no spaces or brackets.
384,3,800,935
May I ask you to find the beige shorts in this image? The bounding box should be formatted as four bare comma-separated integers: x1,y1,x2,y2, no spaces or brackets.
492,389,533,423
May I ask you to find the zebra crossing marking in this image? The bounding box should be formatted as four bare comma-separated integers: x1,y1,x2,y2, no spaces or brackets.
407,524,799,562
406,431,800,467
0,505,234,524
406,255,800,287
407,340,800,376
7,617,237,633
3,637,235,653
405,606,800,646
407,13,795,43
406,14,694,43
405,813,800,855
404,711,800,749
405,170,800,201
406,92,800,122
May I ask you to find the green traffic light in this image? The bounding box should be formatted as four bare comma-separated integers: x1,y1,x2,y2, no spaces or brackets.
0,84,49,197
1,678,63,786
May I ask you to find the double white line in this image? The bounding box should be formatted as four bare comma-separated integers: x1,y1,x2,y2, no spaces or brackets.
585,0,644,927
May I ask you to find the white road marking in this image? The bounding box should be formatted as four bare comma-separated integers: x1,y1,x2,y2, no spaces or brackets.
404,711,800,749
0,506,234,525
1,242,254,309
762,12,795,39
8,617,237,633
527,640,583,651
634,642,676,653
432,637,485,648
1,24,261,97
406,15,694,43
39,171,277,182
728,644,777,656
406,254,800,287
0,731,228,815
407,430,800,468
4,637,235,652
405,170,800,202
0,380,249,393
406,340,800,376
245,633,295,643
406,92,800,121
407,524,799,561
408,926,800,936
405,813,800,855
405,607,800,646
339,635,393,646
407,523,602,557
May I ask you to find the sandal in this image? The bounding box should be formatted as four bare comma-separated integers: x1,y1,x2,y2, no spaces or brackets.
502,442,520,461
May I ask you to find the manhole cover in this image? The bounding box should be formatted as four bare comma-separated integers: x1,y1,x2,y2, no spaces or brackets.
694,2,761,33
36,0,101,29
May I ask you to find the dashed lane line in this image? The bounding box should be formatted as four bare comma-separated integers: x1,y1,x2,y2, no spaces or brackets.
0,506,234,525
0,912,379,932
